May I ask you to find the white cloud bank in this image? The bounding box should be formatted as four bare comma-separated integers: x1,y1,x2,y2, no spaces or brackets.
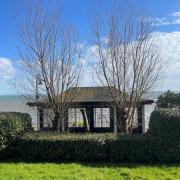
80,31,180,90
155,11,180,26
0,57,15,83
1,31,180,91
151,31,180,90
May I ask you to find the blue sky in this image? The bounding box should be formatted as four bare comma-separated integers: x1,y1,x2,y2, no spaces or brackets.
1,0,180,94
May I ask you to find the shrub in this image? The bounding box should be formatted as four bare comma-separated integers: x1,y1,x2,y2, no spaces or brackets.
0,135,6,151
0,112,32,154
156,90,180,108
13,132,115,161
8,112,32,131
72,120,84,127
12,130,180,163
110,135,180,163
0,112,32,139
149,109,180,139
5,109,180,163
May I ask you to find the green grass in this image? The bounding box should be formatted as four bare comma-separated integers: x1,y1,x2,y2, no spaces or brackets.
0,163,179,180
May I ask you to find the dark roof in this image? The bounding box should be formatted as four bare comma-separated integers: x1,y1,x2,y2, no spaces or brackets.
65,86,115,102
63,86,154,104
27,86,154,106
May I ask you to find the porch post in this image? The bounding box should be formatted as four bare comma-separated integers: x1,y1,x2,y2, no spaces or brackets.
37,107,40,131
142,105,145,133
114,106,117,133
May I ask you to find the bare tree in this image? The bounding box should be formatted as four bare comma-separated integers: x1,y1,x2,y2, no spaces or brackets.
14,0,82,131
92,1,164,133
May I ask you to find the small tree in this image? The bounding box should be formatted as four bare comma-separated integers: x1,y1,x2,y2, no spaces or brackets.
92,1,164,133
14,0,82,131
157,90,180,108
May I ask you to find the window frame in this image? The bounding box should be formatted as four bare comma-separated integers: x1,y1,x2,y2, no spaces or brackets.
94,108,110,128
68,108,84,128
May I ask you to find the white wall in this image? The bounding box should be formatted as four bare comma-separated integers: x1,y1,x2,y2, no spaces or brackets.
144,104,155,132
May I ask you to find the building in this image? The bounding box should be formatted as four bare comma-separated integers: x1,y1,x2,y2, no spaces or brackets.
27,87,154,133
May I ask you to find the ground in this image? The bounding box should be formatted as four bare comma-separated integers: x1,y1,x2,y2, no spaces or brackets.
0,162,179,180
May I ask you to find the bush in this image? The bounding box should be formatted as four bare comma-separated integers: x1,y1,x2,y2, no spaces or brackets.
5,109,180,163
12,132,180,163
110,135,180,163
0,112,32,154
156,90,180,108
149,109,180,139
12,116,180,163
8,112,32,132
13,132,115,161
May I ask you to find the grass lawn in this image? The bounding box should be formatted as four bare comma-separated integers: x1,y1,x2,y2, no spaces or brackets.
0,163,179,180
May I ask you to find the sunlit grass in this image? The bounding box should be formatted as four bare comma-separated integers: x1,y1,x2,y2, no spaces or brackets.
0,162,179,180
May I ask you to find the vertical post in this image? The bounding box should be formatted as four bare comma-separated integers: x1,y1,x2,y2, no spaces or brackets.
142,105,145,133
36,108,40,131
137,106,142,133
36,74,41,131
114,106,117,133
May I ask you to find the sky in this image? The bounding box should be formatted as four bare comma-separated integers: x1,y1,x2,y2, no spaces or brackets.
1,0,180,94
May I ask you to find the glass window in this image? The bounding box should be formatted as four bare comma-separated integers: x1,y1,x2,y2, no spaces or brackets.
68,108,84,127
94,108,110,128
43,108,53,128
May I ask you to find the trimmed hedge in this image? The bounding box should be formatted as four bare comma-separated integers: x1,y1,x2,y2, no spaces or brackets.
149,109,180,138
4,108,180,163
110,136,180,163
12,132,115,161
0,112,32,153
10,132,179,163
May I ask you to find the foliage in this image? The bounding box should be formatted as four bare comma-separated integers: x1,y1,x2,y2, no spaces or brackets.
11,108,180,163
157,90,180,108
8,132,177,163
0,112,32,153
149,109,180,138
72,120,84,127
12,132,115,161
2,109,180,163
21,132,116,141
110,136,180,163
0,163,180,179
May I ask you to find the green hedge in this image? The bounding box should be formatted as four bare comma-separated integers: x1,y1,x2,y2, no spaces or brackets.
12,132,114,161
148,109,180,139
110,136,180,163
11,132,180,163
5,109,180,163
0,112,32,153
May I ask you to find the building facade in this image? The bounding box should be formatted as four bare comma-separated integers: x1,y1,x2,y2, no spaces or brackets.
28,87,154,133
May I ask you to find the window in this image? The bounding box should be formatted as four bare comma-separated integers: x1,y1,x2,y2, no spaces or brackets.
94,108,110,127
43,108,53,128
68,108,84,127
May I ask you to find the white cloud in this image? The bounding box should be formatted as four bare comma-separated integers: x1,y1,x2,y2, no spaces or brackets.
155,17,171,26
79,45,99,86
148,31,180,90
170,11,180,17
80,31,180,90
155,11,180,26
0,57,15,83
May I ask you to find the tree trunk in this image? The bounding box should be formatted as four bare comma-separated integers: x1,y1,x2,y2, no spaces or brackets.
53,113,60,131
119,110,128,133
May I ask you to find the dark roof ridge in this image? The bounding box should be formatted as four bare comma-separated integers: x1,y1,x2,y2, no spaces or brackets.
67,86,115,89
